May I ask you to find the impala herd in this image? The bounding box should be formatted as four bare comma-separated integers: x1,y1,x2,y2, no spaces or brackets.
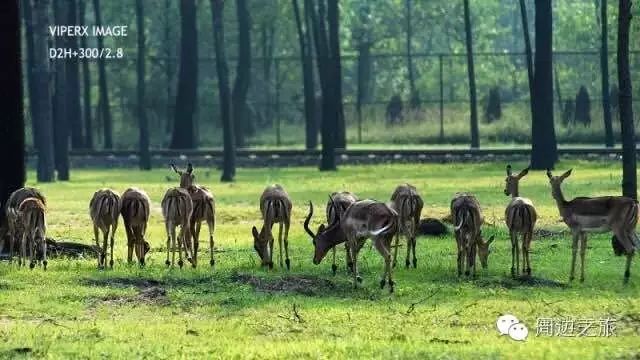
1,164,638,292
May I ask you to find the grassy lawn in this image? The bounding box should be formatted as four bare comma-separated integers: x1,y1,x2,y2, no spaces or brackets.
0,161,638,359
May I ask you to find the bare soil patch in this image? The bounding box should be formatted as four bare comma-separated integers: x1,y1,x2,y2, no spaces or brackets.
232,273,337,296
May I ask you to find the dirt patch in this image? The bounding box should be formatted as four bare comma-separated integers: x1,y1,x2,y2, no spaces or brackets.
475,276,567,289
85,277,169,306
534,228,567,238
83,277,163,289
232,273,336,296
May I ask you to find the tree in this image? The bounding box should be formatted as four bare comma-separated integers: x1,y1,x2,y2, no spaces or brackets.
518,0,534,123
53,0,70,181
308,0,337,170
232,0,252,148
530,0,558,169
79,0,92,149
0,0,26,223
212,0,236,182
293,0,318,149
66,0,83,149
463,0,479,149
406,0,418,107
617,0,635,199
33,0,55,182
136,0,150,170
23,0,39,147
327,0,346,149
170,0,198,149
93,0,112,149
600,0,614,147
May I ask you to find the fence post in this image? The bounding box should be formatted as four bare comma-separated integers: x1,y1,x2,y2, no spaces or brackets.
275,58,281,147
439,54,444,142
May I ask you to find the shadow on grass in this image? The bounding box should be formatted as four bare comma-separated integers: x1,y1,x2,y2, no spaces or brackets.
231,272,351,297
474,275,567,289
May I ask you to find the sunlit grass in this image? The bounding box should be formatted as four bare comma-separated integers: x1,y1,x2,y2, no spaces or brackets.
0,161,638,358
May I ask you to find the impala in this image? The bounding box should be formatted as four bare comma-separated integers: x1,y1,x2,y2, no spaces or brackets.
2,187,46,261
171,163,216,267
252,185,292,269
547,169,638,283
18,197,47,270
390,184,423,268
161,187,194,268
451,193,494,277
504,165,537,277
89,189,121,269
120,188,151,266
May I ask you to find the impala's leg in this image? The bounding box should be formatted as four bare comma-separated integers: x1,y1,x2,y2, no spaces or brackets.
283,219,291,270
109,224,117,269
456,234,463,276
277,222,284,268
29,234,36,269
405,232,412,269
126,227,134,264
411,233,418,268
171,226,177,267
192,221,202,268
331,246,337,275
392,231,400,268
41,237,47,271
93,225,101,268
579,233,587,282
208,217,215,267
569,231,579,281
515,234,521,277
469,240,477,278
165,223,172,266
102,228,109,269
177,226,184,269
624,251,634,284
345,243,353,272
524,231,532,276
8,229,15,263
20,232,27,267
510,230,516,277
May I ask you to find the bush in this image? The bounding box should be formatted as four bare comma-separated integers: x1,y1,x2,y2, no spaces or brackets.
574,85,591,127
484,86,502,123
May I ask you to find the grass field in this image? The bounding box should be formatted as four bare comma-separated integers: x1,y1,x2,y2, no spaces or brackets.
1,161,639,359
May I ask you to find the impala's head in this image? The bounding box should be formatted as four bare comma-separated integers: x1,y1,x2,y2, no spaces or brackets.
546,168,572,195
170,163,195,188
304,201,345,265
251,225,273,268
477,233,496,269
504,165,530,197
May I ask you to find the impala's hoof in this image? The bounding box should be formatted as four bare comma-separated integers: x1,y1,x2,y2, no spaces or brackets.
580,277,585,283
464,270,470,276
268,262,274,270
569,276,575,282
42,260,47,271
379,279,386,289
405,260,410,268
109,260,114,269
331,264,337,275
392,261,397,268
165,260,171,267
356,276,363,283
192,263,197,269
511,267,516,277
210,259,215,267
178,260,184,268
412,259,417,268
389,280,395,293
29,262,35,269
140,258,146,267
285,259,291,270
526,268,532,276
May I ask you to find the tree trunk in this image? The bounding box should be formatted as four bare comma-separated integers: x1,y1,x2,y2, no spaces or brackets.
601,0,614,148
171,0,198,149
327,0,346,149
617,0,635,199
79,0,92,149
518,0,534,122
163,0,174,144
93,0,112,149
406,0,417,106
309,0,336,171
136,0,150,170
293,0,317,149
66,0,83,149
0,0,26,223
232,0,251,148
530,0,558,169
33,0,55,182
23,0,39,148
261,23,275,128
53,0,70,181
463,0,479,149
212,0,235,182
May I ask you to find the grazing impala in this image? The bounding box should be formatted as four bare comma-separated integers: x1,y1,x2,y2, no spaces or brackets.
504,165,537,277
18,198,47,270
338,199,398,292
120,188,151,266
252,185,292,269
89,189,121,269
450,193,494,277
390,184,424,268
303,192,358,274
547,169,638,283
2,187,46,261
170,163,216,267
161,187,194,268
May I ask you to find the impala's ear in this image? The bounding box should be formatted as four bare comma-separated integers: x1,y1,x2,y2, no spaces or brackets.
517,167,530,179
506,164,512,176
252,226,259,240
546,169,553,179
561,169,573,179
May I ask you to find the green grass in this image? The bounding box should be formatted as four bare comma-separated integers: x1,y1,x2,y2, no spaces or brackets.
1,161,639,359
